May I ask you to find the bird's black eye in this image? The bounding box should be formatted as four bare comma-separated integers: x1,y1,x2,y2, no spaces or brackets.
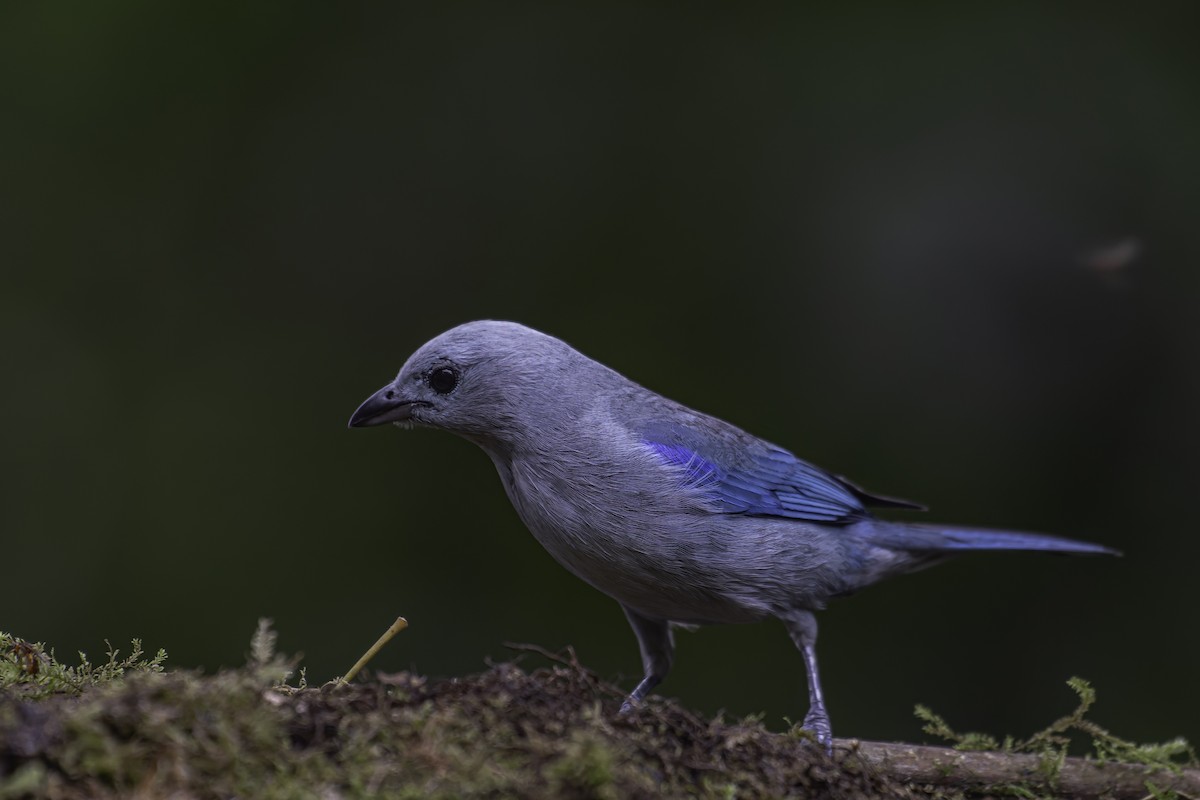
428,367,459,394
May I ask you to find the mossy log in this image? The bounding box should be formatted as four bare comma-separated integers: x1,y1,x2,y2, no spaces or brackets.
2,634,1195,799
842,739,1200,800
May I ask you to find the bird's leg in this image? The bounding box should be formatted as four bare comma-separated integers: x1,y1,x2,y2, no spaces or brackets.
784,610,833,753
799,642,833,751
618,605,675,714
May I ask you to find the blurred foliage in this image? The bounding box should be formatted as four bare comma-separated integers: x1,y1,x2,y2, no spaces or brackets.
1,3,1196,746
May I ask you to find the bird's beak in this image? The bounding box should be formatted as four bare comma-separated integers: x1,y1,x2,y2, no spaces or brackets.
348,383,416,428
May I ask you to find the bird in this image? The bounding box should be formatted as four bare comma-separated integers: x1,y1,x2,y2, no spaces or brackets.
348,320,1118,749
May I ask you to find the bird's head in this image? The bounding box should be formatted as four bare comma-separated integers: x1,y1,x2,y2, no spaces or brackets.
348,320,584,449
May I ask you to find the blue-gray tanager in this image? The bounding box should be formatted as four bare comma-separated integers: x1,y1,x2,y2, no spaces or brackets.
349,321,1117,748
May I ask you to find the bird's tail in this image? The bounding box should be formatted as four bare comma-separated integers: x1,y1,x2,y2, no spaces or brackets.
864,522,1121,557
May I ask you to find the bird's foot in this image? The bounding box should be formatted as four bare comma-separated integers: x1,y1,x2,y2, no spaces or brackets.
619,674,660,715
800,707,834,756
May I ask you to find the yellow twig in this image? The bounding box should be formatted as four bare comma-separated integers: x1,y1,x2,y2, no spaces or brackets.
341,616,408,684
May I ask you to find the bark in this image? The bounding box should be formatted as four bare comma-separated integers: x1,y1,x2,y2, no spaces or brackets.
840,739,1200,799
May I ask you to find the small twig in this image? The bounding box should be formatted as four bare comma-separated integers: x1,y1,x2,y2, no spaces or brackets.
501,641,627,701
502,641,580,669
340,617,408,685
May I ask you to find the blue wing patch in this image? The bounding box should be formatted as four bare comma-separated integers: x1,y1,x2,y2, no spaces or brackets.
644,441,720,489
642,436,870,524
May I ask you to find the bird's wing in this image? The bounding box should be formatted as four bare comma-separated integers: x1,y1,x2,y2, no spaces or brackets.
637,418,922,525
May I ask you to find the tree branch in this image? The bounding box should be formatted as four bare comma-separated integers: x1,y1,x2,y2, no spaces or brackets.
840,739,1200,799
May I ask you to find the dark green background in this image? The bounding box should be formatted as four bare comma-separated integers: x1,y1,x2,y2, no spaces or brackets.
3,5,1197,743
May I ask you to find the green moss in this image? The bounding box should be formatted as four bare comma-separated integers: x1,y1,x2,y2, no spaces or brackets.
2,623,914,799
916,677,1195,772
915,676,1197,799
10,625,1190,799
545,729,619,799
0,632,167,698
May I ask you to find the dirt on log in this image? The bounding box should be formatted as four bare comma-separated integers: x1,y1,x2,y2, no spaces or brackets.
0,651,1195,799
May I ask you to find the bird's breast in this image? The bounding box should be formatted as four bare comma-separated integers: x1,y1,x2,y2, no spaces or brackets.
487,451,779,624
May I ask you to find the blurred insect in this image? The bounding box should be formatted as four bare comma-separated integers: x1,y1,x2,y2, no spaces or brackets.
1080,237,1142,273
6,638,42,675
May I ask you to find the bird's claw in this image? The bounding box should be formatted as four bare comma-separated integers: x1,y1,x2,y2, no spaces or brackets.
801,709,834,756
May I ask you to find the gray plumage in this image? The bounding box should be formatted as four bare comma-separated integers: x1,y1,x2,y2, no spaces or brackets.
349,320,1118,749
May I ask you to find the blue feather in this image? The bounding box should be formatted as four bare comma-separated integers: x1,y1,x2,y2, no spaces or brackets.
930,527,1120,555
642,435,869,524
643,441,720,489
